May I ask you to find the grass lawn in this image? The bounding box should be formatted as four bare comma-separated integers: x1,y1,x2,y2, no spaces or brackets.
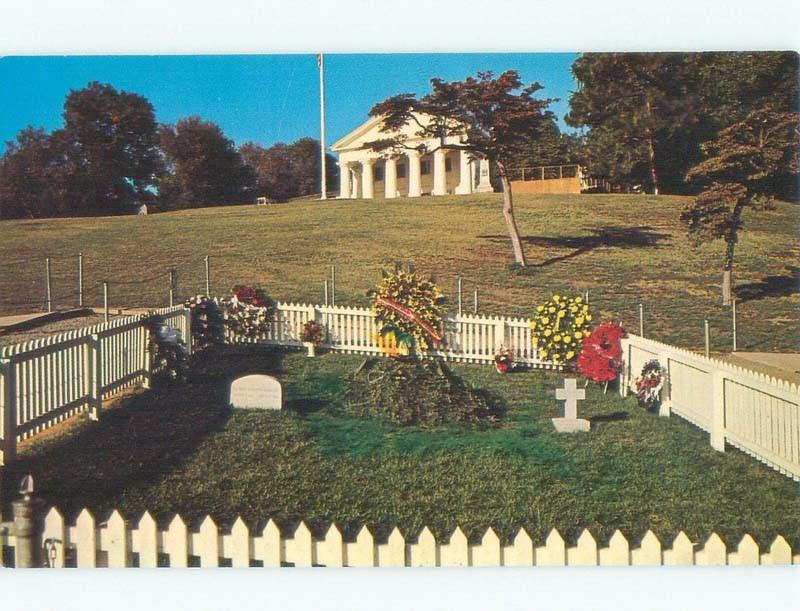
1,193,797,352
7,346,799,549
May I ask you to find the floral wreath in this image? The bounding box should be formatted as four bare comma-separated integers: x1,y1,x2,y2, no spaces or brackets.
634,360,664,410
576,322,627,384
530,294,591,364
368,264,445,354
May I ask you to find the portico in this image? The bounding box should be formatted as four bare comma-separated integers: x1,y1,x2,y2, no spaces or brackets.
332,114,493,199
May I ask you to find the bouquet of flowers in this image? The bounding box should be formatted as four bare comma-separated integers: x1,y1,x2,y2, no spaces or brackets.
634,360,663,411
576,322,627,385
494,345,514,374
185,294,224,348
223,285,276,340
300,320,326,346
530,294,592,365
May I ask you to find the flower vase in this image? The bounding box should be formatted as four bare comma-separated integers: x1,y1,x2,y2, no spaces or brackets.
303,341,316,357
495,361,510,374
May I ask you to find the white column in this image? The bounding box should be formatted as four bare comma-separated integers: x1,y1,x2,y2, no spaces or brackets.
432,149,447,196
475,158,493,193
384,158,397,199
455,150,473,195
338,162,351,198
407,150,422,197
351,166,360,199
361,158,374,199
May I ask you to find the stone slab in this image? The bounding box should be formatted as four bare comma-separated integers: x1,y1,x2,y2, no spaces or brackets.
229,374,282,410
552,417,591,433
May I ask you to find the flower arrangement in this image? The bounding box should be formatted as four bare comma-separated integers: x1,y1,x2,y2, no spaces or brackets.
231,285,274,308
634,359,663,411
185,295,224,348
529,295,592,365
494,345,514,374
368,263,445,355
148,317,190,383
576,322,627,386
223,285,276,340
300,320,326,346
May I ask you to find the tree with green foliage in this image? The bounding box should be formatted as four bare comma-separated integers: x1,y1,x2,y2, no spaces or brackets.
567,53,693,194
240,137,338,201
681,109,799,304
366,70,556,267
61,82,163,214
567,52,799,196
0,128,67,219
0,82,162,218
159,117,255,209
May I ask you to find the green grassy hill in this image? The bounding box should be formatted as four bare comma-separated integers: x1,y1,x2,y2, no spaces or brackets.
1,193,798,351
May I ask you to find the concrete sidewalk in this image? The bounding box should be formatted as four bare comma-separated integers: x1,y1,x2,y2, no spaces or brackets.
724,352,800,384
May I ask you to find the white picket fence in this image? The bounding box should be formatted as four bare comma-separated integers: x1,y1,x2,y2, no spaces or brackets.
0,305,191,465
0,506,796,567
228,301,554,367
620,333,800,481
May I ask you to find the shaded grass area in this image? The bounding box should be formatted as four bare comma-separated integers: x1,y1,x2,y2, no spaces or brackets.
1,194,797,351
6,347,799,549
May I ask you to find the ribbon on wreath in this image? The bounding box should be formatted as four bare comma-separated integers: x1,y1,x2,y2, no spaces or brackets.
375,296,444,345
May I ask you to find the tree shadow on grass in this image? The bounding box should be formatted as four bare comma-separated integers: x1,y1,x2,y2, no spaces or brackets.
589,411,629,425
2,345,287,519
480,225,671,268
734,266,800,302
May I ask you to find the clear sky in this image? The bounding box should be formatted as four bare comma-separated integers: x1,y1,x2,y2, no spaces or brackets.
0,54,578,151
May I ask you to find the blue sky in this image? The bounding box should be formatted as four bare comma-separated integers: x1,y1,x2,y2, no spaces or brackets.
0,54,578,151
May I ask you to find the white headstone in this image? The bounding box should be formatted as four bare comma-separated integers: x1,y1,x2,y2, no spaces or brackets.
552,378,589,432
137,204,148,215
229,374,282,410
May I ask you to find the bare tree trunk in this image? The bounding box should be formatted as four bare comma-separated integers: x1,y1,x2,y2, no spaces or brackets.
722,202,745,306
497,163,527,267
722,236,737,306
644,97,659,195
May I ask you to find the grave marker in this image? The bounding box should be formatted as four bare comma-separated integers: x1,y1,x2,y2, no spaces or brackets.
552,378,589,432
229,374,283,410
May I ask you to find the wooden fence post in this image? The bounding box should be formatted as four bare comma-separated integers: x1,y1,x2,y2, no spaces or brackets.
183,307,193,356
204,255,210,297
78,253,84,308
103,282,109,323
45,257,52,313
657,352,672,416
710,370,726,451
0,356,17,466
88,334,102,421
12,476,42,568
141,322,152,390
494,318,506,351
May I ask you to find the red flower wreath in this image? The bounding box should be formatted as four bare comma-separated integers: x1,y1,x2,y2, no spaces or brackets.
576,322,627,384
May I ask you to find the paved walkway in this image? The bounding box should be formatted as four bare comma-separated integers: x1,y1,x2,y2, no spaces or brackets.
724,352,800,384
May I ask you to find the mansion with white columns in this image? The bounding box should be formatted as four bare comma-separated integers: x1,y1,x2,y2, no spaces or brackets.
330,114,493,199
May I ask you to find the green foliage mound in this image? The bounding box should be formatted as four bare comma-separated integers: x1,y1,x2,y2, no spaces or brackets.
344,357,504,426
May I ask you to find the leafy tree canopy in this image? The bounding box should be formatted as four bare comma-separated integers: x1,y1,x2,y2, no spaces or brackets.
158,117,256,209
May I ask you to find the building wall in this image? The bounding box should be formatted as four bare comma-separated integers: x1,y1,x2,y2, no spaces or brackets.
511,176,581,194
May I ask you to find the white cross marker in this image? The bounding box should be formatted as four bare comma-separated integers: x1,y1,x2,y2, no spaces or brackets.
552,378,589,433
555,378,586,419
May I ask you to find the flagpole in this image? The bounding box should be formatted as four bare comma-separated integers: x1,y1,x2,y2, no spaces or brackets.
318,53,327,200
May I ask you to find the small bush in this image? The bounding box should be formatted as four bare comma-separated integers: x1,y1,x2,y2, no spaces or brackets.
344,357,504,426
